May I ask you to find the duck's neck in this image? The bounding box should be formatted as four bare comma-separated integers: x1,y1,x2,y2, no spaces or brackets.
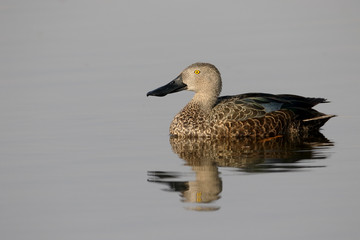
191,93,218,111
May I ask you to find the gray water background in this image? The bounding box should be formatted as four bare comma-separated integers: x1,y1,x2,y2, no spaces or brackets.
1,0,360,239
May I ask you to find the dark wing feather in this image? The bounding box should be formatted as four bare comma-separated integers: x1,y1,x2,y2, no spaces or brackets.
215,93,330,122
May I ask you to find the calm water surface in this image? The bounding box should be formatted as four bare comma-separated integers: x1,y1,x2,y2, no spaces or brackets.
1,1,359,240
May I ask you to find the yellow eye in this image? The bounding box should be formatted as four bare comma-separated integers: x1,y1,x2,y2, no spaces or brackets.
194,70,200,74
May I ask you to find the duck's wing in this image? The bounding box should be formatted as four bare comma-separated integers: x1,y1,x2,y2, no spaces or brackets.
212,95,271,121
214,93,329,122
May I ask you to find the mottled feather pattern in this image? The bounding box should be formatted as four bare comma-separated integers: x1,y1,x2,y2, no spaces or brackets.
169,94,330,138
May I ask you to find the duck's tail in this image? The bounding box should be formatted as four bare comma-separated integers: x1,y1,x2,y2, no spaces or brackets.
282,95,334,132
302,113,336,131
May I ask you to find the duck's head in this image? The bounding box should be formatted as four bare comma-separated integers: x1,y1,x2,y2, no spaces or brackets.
147,63,222,98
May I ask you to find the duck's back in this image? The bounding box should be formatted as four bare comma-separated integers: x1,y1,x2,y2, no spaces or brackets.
207,93,334,137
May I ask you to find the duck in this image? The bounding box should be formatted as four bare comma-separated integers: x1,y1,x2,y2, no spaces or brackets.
147,62,334,138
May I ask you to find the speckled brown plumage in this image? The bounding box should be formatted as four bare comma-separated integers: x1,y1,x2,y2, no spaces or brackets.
147,63,335,138
170,100,297,138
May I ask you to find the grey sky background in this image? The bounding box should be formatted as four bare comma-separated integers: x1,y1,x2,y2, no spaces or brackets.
1,1,359,239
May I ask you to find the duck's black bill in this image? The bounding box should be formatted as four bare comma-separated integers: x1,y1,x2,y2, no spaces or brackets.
147,75,187,97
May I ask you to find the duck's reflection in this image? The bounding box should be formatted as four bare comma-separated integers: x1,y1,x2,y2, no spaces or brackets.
148,133,333,211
